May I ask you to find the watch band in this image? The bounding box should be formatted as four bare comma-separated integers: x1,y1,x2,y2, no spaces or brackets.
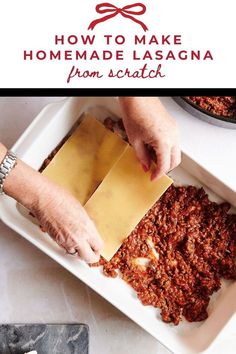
0,151,17,195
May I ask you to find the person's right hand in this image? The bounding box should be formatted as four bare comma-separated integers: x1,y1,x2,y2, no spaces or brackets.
119,97,181,180
31,182,104,263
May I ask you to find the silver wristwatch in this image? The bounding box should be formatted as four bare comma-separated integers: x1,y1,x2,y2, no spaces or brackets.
0,151,17,195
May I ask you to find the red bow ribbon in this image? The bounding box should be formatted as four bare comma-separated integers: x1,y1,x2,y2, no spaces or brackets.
88,2,148,31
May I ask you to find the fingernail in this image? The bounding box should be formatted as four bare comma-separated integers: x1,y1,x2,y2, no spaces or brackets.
142,164,149,172
151,172,160,181
151,174,156,181
151,172,163,181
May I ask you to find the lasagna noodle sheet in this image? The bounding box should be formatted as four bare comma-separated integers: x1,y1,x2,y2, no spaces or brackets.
42,114,127,205
85,146,173,260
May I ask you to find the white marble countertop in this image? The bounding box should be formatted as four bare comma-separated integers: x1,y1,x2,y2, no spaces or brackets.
0,97,235,354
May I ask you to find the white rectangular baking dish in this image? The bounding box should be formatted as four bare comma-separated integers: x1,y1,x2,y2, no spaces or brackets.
0,97,235,354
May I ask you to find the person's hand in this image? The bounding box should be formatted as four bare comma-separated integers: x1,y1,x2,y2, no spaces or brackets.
1,151,103,264
119,97,181,180
31,183,104,263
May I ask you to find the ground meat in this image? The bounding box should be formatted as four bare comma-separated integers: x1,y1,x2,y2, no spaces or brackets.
186,96,236,118
104,117,128,141
40,114,236,325
92,185,236,325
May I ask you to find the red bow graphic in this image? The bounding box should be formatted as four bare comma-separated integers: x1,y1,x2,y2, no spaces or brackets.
88,2,148,31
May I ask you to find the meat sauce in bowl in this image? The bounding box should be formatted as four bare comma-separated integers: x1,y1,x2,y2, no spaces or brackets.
186,96,236,119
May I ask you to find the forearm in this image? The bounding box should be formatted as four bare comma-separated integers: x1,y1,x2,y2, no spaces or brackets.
0,142,48,210
0,142,102,262
0,143,7,161
119,97,164,120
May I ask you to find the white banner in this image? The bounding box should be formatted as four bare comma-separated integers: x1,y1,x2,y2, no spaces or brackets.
0,0,235,88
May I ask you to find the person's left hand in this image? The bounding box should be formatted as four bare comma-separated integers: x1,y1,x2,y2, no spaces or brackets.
119,97,181,180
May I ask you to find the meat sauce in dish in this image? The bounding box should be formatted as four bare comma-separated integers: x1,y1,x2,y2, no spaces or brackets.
92,185,236,325
40,116,236,325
